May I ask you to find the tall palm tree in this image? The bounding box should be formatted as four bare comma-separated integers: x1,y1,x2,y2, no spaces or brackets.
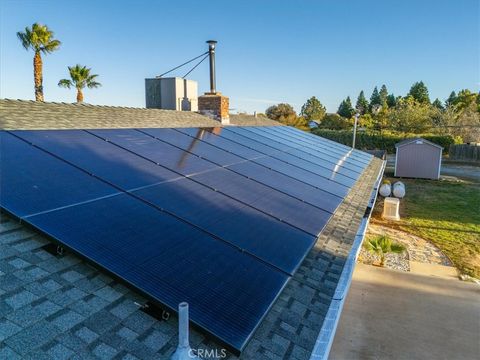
58,65,101,102
17,23,61,101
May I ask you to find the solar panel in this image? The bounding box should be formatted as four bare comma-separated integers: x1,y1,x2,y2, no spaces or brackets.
24,193,289,351
0,126,372,353
0,132,118,217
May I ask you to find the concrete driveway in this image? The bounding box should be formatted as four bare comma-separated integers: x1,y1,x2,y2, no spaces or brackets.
329,264,480,360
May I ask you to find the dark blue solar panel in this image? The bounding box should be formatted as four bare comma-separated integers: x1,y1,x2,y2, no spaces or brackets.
189,168,334,231
272,126,373,164
176,128,262,159
243,127,364,178
140,128,246,167
0,131,118,217
11,130,182,190
25,194,288,351
133,177,316,274
0,126,372,353
89,129,218,176
227,126,367,173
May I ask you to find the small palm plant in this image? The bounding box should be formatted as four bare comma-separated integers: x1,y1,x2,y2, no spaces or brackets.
364,235,406,266
17,23,61,101
58,64,101,102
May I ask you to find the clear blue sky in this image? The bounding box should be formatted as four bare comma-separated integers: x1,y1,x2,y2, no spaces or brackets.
1,0,478,113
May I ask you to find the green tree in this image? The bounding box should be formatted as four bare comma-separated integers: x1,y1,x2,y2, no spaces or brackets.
265,103,309,130
386,94,397,108
364,235,406,267
408,81,430,104
453,89,478,112
388,96,436,133
17,23,61,101
58,64,101,102
265,103,296,120
300,96,326,121
379,84,389,105
355,91,369,115
319,113,351,130
369,86,382,112
337,96,355,118
445,91,457,108
432,98,444,110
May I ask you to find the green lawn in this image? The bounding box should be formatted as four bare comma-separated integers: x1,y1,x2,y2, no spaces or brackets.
372,177,480,278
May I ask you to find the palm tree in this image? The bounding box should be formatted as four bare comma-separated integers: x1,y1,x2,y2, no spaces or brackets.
17,23,61,101
364,235,406,266
58,65,101,102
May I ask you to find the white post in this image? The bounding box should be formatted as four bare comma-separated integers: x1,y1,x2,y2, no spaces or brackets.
352,113,359,149
171,302,198,360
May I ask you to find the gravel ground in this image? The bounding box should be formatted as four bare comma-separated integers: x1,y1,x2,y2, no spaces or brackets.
358,245,410,272
358,223,454,272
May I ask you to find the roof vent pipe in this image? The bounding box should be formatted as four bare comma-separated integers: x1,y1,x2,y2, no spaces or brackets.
171,302,198,360
207,40,217,94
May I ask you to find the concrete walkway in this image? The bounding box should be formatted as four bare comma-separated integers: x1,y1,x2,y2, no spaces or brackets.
330,263,480,360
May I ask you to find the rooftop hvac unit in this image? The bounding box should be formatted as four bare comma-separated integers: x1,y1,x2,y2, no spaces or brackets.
145,77,198,111
383,197,400,221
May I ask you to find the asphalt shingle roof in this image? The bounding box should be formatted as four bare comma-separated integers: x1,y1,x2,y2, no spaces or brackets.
0,99,282,130
0,99,383,359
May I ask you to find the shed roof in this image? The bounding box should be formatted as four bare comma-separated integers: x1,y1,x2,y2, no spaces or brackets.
395,137,443,149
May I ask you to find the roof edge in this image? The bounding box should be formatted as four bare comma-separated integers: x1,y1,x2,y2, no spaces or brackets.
309,159,386,360
395,137,443,149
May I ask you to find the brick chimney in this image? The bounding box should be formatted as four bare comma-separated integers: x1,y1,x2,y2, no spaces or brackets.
198,92,229,124
198,40,230,124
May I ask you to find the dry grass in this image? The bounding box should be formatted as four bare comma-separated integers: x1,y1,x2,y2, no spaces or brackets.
371,176,480,278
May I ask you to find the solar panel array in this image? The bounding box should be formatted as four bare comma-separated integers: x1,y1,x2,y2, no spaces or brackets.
0,126,372,352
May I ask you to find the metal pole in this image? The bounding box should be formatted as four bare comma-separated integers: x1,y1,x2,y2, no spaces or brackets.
207,40,217,94
353,113,359,149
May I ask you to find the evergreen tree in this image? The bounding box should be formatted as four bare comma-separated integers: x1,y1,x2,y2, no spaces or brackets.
300,96,326,121
337,96,355,118
386,94,397,108
432,98,444,110
379,84,388,105
369,86,381,112
355,91,369,115
445,91,457,108
408,81,430,104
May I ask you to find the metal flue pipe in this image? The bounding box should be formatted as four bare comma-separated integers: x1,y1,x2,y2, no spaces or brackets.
207,40,217,93
171,302,197,360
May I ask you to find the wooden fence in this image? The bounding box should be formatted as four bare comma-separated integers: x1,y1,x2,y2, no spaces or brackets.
449,144,480,162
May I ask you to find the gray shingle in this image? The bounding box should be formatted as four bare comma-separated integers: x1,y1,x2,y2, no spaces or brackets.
92,343,118,360
4,290,39,310
0,99,281,130
75,326,99,344
0,319,22,341
46,343,75,360
49,310,85,331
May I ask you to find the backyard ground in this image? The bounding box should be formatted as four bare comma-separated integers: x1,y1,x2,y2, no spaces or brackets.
370,168,480,279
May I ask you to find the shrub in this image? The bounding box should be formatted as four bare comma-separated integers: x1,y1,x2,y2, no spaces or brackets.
310,129,461,153
364,235,406,266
